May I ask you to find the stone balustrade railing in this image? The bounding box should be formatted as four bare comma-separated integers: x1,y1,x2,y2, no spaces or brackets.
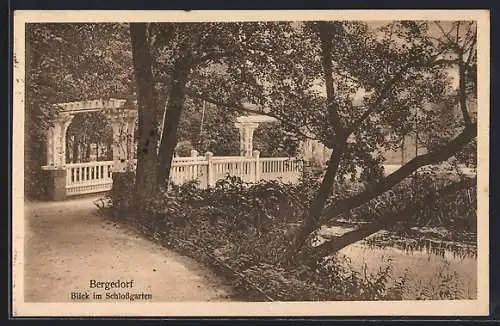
63,158,475,197
64,154,304,196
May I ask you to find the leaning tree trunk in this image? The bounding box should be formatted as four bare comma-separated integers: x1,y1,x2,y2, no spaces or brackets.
288,143,344,260
287,21,345,261
307,176,476,262
155,54,192,189
130,23,159,208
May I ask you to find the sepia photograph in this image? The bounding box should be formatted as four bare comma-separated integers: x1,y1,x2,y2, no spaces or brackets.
12,10,489,316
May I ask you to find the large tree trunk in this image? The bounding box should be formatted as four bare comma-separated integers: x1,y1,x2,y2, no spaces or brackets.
288,21,345,260
155,55,192,188
289,143,344,258
130,23,159,208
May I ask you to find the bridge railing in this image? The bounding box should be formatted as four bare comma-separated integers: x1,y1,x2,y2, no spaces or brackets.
172,155,303,188
64,155,304,195
65,161,114,196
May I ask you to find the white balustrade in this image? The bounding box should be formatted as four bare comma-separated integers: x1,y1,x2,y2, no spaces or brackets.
63,157,474,196
260,158,302,183
65,161,114,196
64,156,304,195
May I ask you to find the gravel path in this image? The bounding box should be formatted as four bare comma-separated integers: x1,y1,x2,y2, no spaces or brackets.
24,196,233,302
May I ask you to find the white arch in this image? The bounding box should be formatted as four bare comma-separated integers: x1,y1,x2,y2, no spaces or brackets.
42,98,137,172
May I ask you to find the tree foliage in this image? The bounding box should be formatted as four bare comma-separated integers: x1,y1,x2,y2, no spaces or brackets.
24,23,133,197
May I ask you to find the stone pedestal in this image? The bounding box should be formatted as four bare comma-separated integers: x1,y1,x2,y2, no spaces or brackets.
42,169,67,201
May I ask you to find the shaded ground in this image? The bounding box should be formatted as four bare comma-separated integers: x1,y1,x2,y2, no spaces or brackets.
24,196,233,302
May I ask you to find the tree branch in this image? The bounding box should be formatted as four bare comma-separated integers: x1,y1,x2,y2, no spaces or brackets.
435,22,459,50
185,88,321,142
458,55,473,128
346,64,410,136
430,58,459,67
192,49,236,66
308,176,476,260
323,123,477,220
318,21,344,138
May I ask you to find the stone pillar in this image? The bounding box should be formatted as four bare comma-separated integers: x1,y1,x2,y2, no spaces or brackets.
106,109,137,172
252,150,260,182
234,122,259,157
125,110,138,162
42,113,74,201
41,169,66,201
205,152,214,188
45,113,74,168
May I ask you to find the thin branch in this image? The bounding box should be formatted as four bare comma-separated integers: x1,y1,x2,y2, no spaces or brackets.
465,31,477,66
455,21,461,46
435,22,458,48
318,21,344,137
185,88,321,142
192,49,236,65
431,58,459,67
346,63,410,135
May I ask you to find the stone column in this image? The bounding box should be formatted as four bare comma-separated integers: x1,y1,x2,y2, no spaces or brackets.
44,113,74,168
59,113,74,167
125,110,138,166
234,122,259,157
252,150,260,182
42,112,74,200
205,151,214,188
107,109,137,172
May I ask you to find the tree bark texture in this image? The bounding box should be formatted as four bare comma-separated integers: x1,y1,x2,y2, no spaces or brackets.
130,23,159,207
155,54,192,188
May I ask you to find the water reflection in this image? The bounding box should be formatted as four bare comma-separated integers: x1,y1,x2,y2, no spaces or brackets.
316,226,477,299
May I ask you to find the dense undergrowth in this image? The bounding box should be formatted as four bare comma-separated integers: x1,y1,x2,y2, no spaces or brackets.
98,166,476,301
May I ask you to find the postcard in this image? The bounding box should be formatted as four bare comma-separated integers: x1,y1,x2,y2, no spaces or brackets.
12,9,489,317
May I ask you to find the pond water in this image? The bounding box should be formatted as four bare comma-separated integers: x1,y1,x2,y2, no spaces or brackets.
316,226,477,299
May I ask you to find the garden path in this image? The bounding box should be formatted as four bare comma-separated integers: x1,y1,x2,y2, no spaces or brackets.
23,196,232,302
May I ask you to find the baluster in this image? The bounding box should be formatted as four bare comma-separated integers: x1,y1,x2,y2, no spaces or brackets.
66,167,71,187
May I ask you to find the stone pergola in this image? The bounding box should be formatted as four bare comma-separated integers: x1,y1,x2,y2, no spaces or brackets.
234,115,276,157
42,99,137,200
43,99,137,171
